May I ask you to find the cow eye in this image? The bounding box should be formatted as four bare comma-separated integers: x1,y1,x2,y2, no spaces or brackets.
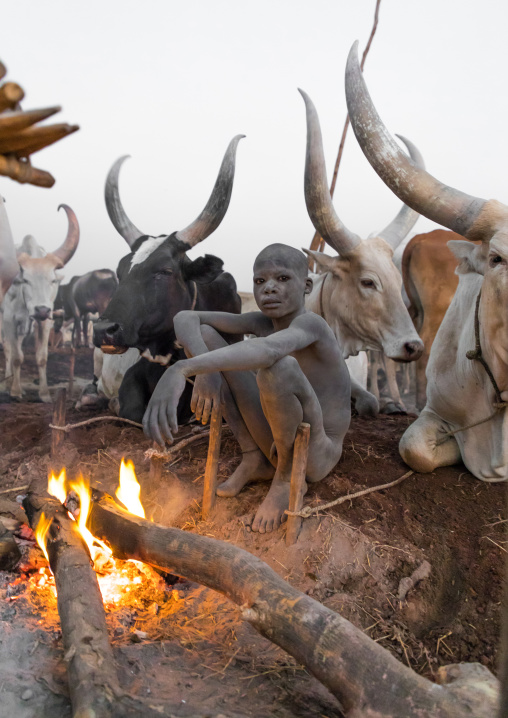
360,279,375,289
156,268,173,278
490,255,505,266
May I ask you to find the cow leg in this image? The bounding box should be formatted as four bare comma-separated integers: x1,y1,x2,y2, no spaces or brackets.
367,351,381,400
350,378,379,417
384,358,406,412
399,408,461,473
35,320,52,402
8,334,24,399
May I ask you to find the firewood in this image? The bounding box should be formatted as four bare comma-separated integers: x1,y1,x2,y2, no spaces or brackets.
0,82,25,112
22,493,169,718
88,490,498,718
0,122,79,157
0,154,55,187
0,106,61,138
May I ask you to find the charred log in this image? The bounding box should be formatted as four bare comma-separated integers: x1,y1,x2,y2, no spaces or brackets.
89,490,498,718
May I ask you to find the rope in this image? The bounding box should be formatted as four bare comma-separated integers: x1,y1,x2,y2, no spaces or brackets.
285,470,414,518
435,290,508,446
49,415,143,431
145,430,211,459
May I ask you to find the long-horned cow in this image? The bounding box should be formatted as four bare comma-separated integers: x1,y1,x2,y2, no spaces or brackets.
299,90,423,415
346,41,508,481
1,204,79,402
93,136,243,423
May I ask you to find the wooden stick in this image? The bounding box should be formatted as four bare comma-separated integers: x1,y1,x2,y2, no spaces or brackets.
0,106,61,137
286,422,310,546
149,440,164,483
202,403,222,519
88,490,498,718
0,154,55,187
0,82,25,112
23,493,120,717
0,122,79,157
67,346,76,398
51,388,67,459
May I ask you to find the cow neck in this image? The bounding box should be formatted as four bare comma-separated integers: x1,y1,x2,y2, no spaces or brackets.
466,290,506,407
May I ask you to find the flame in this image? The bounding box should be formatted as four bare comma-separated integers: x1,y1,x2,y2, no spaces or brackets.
48,468,67,504
68,475,112,562
35,512,52,563
116,458,145,518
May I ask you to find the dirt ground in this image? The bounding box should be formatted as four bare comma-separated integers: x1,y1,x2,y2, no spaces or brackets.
0,346,506,717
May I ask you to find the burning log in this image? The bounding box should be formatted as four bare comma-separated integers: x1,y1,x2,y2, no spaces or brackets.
88,490,498,718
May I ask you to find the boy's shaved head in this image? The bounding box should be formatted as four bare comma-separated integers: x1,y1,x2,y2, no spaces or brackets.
254,243,308,277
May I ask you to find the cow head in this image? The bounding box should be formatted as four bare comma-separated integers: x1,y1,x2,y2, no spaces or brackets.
13,205,79,322
344,41,508,392
299,90,423,362
93,135,244,358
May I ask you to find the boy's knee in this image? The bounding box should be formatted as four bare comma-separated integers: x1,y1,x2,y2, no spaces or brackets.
257,355,299,390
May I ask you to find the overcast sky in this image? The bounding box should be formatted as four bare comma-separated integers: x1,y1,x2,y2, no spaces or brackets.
2,0,508,290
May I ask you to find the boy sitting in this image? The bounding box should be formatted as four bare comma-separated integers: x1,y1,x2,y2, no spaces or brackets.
143,244,351,533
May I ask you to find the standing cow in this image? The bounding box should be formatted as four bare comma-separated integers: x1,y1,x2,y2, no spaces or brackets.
54,268,118,347
346,41,508,481
93,136,243,423
1,205,79,402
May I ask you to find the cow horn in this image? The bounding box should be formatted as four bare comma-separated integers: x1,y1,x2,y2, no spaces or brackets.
176,135,245,248
345,41,487,240
300,89,361,256
377,136,424,250
105,156,145,248
52,205,80,266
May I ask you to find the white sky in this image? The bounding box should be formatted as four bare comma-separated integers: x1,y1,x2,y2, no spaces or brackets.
2,0,508,290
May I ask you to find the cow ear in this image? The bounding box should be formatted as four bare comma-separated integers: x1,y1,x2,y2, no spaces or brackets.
448,240,486,274
303,248,344,274
183,254,224,284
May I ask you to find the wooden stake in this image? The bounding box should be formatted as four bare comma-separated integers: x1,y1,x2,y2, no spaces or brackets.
0,154,55,187
202,403,222,519
51,388,67,459
67,346,76,398
286,422,310,546
149,441,164,483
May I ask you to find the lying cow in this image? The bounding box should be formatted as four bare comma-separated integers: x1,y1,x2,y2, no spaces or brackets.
346,41,508,481
53,268,118,347
298,91,423,415
92,137,243,423
1,205,79,402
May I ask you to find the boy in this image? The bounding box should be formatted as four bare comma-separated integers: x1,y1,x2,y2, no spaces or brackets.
143,243,351,533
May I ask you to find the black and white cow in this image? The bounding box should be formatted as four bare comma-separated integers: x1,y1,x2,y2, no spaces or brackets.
93,136,244,423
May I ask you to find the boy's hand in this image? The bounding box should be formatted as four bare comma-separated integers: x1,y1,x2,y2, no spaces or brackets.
143,366,187,446
191,373,222,424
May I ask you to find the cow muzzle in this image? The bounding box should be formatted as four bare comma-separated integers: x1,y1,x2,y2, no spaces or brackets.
32,306,52,322
388,339,424,363
93,320,129,354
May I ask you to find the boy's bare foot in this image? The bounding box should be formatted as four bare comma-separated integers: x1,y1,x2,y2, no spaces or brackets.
251,478,306,534
217,449,274,497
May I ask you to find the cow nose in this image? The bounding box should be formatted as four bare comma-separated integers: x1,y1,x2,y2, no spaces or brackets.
93,320,121,345
34,305,52,321
403,340,423,361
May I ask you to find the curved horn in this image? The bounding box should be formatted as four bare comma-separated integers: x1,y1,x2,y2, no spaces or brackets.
52,204,80,266
377,135,424,249
299,88,361,256
345,41,487,240
176,135,245,248
105,156,145,248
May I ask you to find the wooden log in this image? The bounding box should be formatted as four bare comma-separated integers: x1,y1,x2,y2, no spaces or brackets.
202,403,222,519
0,82,25,112
0,122,79,157
285,422,310,546
0,106,61,138
88,490,498,718
51,388,67,459
0,154,55,187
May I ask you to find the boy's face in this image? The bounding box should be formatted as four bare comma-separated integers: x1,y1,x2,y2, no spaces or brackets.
253,257,312,319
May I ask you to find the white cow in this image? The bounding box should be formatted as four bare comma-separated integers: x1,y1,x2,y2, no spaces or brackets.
0,195,19,304
346,41,508,481
1,205,79,402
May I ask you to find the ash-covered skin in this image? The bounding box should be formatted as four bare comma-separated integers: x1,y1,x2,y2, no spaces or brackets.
143,243,351,533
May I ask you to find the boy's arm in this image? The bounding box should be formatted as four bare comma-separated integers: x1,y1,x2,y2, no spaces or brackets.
174,309,269,358
143,314,323,444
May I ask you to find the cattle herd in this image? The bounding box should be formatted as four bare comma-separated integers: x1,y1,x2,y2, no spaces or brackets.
1,42,507,490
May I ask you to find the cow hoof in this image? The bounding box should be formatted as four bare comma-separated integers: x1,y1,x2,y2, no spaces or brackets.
39,393,52,403
380,399,407,415
108,397,120,415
